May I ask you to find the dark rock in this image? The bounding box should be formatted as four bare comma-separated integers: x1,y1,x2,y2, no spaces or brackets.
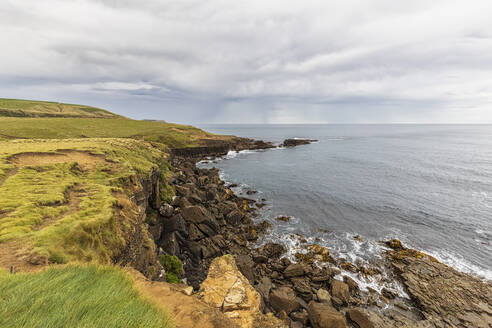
181,205,219,231
197,223,217,237
260,243,286,259
290,310,309,325
291,277,312,300
282,138,318,147
200,238,220,258
253,254,268,264
343,276,359,295
184,240,202,263
164,214,188,236
159,203,174,217
284,263,305,278
235,254,255,283
270,287,300,314
346,308,374,328
381,288,397,300
275,215,291,222
188,224,205,241
161,231,182,256
307,301,347,328
256,277,273,300
226,209,243,225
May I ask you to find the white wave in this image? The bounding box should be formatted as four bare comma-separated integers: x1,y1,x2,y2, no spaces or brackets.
425,249,492,282
225,150,239,159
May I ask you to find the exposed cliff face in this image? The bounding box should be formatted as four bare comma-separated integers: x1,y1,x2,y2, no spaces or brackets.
112,169,163,278
172,137,275,158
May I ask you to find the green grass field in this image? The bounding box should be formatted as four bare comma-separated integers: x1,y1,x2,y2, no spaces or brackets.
0,265,172,328
0,98,119,118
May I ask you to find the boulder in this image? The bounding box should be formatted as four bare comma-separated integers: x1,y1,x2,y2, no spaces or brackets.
235,254,255,283
159,203,174,217
316,288,331,304
181,205,219,231
164,214,188,236
188,223,205,241
345,308,374,328
331,281,349,305
269,287,300,314
198,255,265,328
284,263,305,278
260,243,286,259
290,311,309,325
256,276,273,300
227,209,244,225
343,276,359,295
307,301,347,328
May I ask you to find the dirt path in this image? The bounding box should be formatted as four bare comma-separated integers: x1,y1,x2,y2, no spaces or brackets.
0,240,40,273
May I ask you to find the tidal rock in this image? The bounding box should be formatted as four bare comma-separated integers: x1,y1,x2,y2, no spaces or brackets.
345,308,374,328
260,243,286,259
388,251,492,327
284,263,305,278
331,281,350,306
269,287,300,314
307,301,347,328
281,139,318,147
343,276,359,295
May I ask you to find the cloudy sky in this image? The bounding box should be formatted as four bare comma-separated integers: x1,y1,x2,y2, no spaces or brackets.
1,0,492,123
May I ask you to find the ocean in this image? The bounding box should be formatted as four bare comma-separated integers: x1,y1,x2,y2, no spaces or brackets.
197,124,492,284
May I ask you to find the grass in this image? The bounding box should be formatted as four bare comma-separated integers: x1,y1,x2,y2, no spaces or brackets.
0,117,228,149
0,98,119,118
0,138,168,264
0,265,172,328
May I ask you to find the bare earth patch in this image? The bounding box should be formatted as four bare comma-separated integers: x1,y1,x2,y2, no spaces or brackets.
10,150,107,170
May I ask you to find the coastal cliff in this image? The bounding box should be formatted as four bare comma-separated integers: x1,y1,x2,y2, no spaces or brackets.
153,151,492,328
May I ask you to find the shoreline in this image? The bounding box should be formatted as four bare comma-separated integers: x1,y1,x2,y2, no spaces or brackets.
156,141,492,328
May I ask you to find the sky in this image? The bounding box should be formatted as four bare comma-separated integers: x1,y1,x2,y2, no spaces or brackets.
1,0,492,124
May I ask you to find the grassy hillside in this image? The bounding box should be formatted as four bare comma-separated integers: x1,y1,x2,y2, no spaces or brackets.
0,265,172,328
0,117,222,149
0,99,238,328
0,98,119,118
0,138,169,266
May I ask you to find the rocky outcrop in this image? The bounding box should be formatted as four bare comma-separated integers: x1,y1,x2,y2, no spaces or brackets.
281,139,318,147
387,241,492,328
112,168,163,278
172,138,274,158
199,255,287,328
150,148,492,328
307,301,347,328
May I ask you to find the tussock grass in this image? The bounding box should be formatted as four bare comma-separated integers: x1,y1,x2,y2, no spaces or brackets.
0,98,119,118
0,138,168,264
0,265,173,328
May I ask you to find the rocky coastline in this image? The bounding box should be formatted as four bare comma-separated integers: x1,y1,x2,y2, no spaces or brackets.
151,140,492,328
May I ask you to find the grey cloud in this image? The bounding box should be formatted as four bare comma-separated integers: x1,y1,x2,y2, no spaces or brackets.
1,0,492,123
